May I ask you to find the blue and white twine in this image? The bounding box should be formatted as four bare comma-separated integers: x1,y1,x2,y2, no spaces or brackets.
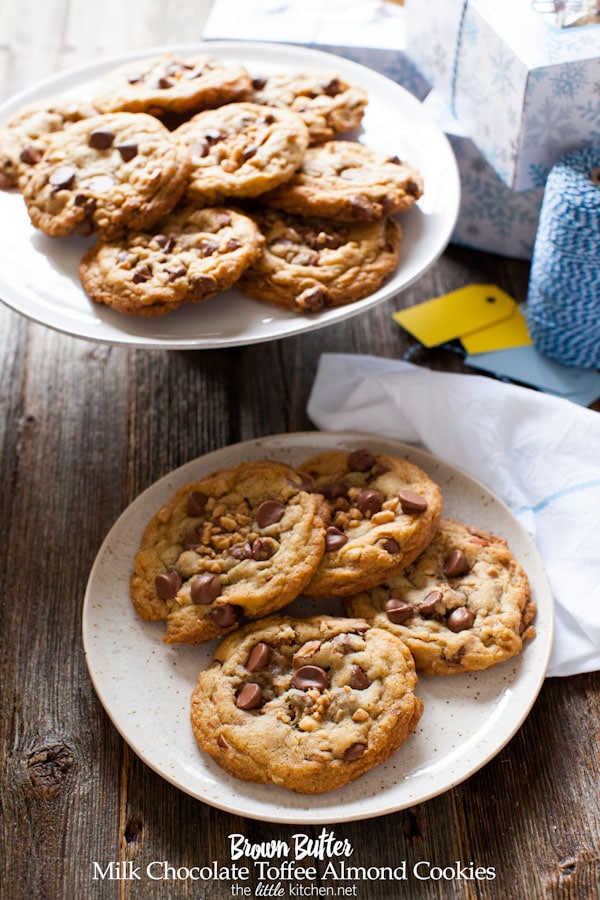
526,146,600,369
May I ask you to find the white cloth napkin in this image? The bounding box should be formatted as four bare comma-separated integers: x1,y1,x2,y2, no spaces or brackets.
307,353,600,677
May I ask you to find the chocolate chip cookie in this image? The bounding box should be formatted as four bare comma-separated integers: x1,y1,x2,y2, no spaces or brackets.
298,448,442,598
0,99,98,190
190,615,423,793
263,140,423,222
79,205,264,317
345,518,536,675
237,208,401,312
174,102,309,205
20,112,191,239
93,53,252,115
130,461,330,644
250,72,367,144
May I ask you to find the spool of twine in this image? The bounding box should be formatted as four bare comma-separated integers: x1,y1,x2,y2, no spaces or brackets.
526,146,600,369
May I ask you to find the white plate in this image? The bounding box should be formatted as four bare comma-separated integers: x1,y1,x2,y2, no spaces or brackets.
83,432,553,824
0,41,459,349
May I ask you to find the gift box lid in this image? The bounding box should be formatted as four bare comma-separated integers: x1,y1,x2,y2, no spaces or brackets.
478,0,600,67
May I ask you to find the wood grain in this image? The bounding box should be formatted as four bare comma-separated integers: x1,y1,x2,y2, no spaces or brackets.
0,3,599,899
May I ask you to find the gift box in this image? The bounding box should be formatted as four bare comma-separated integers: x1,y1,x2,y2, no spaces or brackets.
423,91,544,259
204,0,430,99
405,0,600,190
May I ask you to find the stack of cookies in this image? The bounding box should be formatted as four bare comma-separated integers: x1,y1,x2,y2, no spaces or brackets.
130,447,536,794
0,52,423,317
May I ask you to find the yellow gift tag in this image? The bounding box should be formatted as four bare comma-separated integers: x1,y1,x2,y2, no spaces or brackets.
461,304,532,354
393,284,516,347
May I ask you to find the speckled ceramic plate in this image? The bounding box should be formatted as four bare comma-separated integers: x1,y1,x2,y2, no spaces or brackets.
0,41,459,349
82,432,553,823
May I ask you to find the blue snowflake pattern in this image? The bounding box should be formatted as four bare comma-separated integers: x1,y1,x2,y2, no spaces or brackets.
421,40,450,82
486,45,519,97
575,97,600,130
453,145,542,257
549,62,590,101
523,94,576,149
531,27,594,66
475,174,540,239
527,163,551,189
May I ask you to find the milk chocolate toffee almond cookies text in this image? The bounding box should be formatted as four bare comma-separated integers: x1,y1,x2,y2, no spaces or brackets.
299,447,442,597
190,615,423,793
130,461,329,644
345,518,536,674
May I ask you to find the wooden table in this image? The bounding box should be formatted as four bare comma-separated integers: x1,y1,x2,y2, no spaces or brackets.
1,4,598,899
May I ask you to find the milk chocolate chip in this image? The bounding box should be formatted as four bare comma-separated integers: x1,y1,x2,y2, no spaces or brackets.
443,550,470,577
212,603,242,628
293,665,329,691
20,145,42,165
187,490,208,516
380,539,400,554
349,665,370,690
154,570,182,600
356,489,384,516
418,589,442,616
398,490,428,514
230,542,253,560
183,526,202,549
256,500,285,527
49,165,76,190
246,642,271,672
190,274,217,298
344,742,366,761
322,78,342,97
385,597,413,625
190,573,221,605
320,482,348,502
88,129,114,150
447,606,475,633
325,526,347,551
116,141,138,162
236,683,263,710
154,234,174,252
251,537,277,560
132,265,152,284
295,286,326,311
347,448,375,472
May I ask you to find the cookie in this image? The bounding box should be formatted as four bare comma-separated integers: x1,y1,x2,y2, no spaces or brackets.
93,53,252,115
345,518,536,675
298,448,442,598
130,461,330,644
190,615,423,793
79,206,264,317
250,72,367,145
263,140,423,222
0,99,98,190
20,112,191,239
237,208,401,312
174,102,309,205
